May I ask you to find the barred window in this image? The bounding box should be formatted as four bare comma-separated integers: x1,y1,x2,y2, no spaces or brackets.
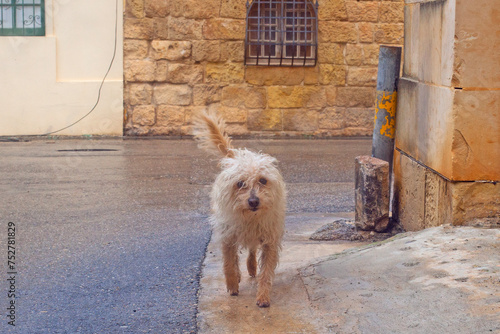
0,0,45,36
245,0,318,67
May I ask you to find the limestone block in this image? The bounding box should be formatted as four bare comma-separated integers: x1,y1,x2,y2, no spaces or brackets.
184,105,209,124
193,85,222,105
393,149,499,230
209,105,247,123
346,1,379,22
345,44,364,66
151,40,191,60
452,182,500,226
379,2,404,23
125,125,151,136
315,129,345,137
318,0,348,21
171,0,220,19
221,86,266,109
336,87,376,108
392,149,429,231
154,84,192,105
155,60,168,82
347,67,377,86
203,19,245,40
268,86,326,109
156,106,185,129
224,123,249,135
149,126,181,135
183,106,209,135
192,40,220,62
124,39,149,60
395,78,455,180
125,0,144,18
374,23,404,44
124,60,157,82
453,0,500,88
452,90,500,181
319,21,358,43
319,64,346,85
124,18,154,39
300,73,317,88
132,105,156,126
127,83,154,105
402,1,454,85
283,109,318,131
166,64,204,85
145,0,169,18
168,17,203,40
362,44,379,66
325,86,337,106
245,67,305,86
153,18,169,39
220,0,247,19
319,107,345,130
205,63,245,84
345,108,374,128
403,3,419,79
358,22,374,43
318,43,344,64
247,109,282,131
417,1,454,86
354,156,390,232
342,127,372,136
220,41,245,62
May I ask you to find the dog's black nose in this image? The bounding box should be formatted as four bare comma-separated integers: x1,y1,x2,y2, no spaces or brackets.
248,196,260,209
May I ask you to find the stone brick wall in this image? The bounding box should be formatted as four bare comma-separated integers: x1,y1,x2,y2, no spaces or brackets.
124,0,404,136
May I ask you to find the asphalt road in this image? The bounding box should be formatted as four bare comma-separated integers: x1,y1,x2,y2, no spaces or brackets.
0,138,370,333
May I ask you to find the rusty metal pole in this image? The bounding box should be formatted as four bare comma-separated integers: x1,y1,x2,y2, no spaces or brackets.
372,46,402,168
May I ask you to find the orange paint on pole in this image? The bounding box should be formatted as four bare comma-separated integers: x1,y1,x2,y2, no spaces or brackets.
376,91,397,139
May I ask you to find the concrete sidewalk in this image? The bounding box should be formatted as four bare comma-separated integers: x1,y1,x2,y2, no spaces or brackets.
197,215,500,333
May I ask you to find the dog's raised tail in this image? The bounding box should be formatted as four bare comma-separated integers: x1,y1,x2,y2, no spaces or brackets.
192,110,235,158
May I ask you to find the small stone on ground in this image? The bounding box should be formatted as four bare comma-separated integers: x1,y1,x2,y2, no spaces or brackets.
310,219,397,242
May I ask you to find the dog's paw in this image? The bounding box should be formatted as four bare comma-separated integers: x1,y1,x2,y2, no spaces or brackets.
256,298,270,308
248,269,256,278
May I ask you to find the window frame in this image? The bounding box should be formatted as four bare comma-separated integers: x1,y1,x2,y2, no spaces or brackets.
0,0,45,36
245,0,318,67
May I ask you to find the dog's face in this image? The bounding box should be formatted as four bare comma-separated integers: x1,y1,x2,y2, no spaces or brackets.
213,149,285,217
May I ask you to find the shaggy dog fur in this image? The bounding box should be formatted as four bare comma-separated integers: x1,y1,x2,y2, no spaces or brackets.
192,111,286,308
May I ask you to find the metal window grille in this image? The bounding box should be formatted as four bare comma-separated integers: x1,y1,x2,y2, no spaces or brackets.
245,0,318,67
0,0,45,36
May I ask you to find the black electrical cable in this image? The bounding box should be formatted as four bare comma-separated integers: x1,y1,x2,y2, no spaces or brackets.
37,0,119,136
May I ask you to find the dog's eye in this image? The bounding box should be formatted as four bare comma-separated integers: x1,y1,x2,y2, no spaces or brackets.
237,181,245,188
259,178,267,185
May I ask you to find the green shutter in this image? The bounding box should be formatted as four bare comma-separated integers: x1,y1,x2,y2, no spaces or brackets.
0,0,45,36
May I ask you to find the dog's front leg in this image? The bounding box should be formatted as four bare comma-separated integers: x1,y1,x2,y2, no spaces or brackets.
256,243,279,307
247,246,257,277
222,242,240,296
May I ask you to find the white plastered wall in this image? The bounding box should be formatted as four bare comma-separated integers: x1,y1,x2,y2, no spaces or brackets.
0,0,123,136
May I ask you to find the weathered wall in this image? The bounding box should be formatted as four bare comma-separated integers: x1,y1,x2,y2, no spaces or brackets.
394,0,499,230
123,0,404,137
397,0,499,181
